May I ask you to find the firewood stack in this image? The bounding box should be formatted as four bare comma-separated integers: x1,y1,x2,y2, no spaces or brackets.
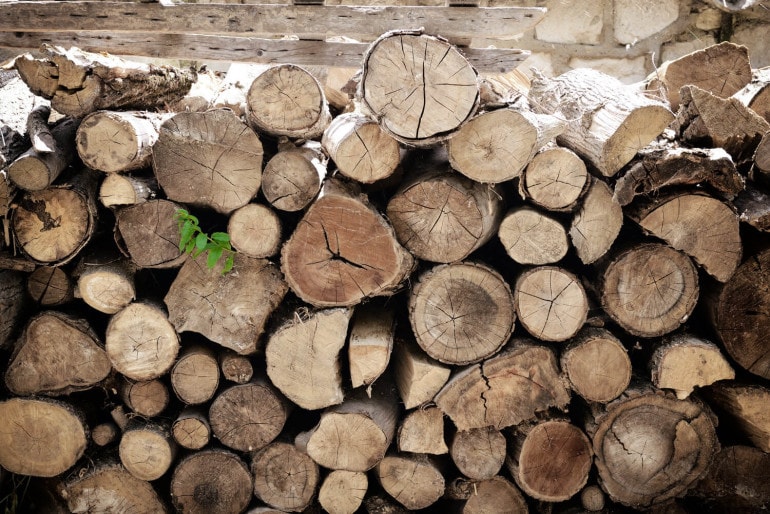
1,33,770,513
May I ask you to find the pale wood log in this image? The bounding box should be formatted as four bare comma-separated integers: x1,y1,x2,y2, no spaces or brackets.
322,111,401,184
165,254,287,355
393,338,451,410
375,453,445,510
318,470,368,514
460,476,528,514
506,420,592,502
529,68,673,176
251,441,320,513
110,405,129,433
227,203,282,259
601,243,699,338
91,422,119,447
396,406,448,455
246,64,331,139
99,173,158,208
281,179,414,307
118,419,176,481
613,144,743,206
14,44,196,118
0,397,87,477
514,266,588,343
0,270,26,350
105,301,180,381
691,445,770,512
447,107,565,183
171,449,253,514
587,387,718,509
114,199,187,269
170,344,220,405
76,256,136,314
647,41,752,111
703,382,770,452
569,176,623,265
58,462,170,514
735,183,770,232
153,109,264,215
26,103,54,153
754,131,770,180
76,111,169,174
628,191,742,282
348,301,394,390
386,153,503,263
6,118,78,191
733,67,770,122
519,145,588,212
360,30,479,146
5,311,111,396
409,261,515,365
581,485,606,512
261,140,326,212
561,327,631,403
209,380,290,453
26,266,73,306
219,349,254,384
11,167,99,265
172,407,211,450
435,340,570,431
119,377,169,418
449,427,505,480
650,334,735,400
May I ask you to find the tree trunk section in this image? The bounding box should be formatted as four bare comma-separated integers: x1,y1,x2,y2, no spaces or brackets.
261,140,327,212
449,426,506,480
601,243,699,338
153,109,264,215
165,254,287,355
581,485,606,512
171,449,253,514
172,407,211,450
409,261,515,365
251,441,320,513
392,338,451,410
375,453,445,510
569,177,623,264
118,419,176,481
691,445,770,513
530,68,673,176
170,344,220,405
114,199,187,269
461,476,528,514
560,327,631,403
7,117,78,191
5,310,110,396
348,301,394,390
26,266,73,306
99,173,158,208
318,470,368,514
76,256,136,314
396,406,448,455
119,377,170,418
219,349,254,384
519,146,588,212
91,422,118,447
734,66,770,122
702,382,770,452
227,203,282,258
360,30,479,146
281,179,414,307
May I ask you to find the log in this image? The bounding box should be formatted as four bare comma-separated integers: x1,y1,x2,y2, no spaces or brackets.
26,103,54,153
460,476,528,514
7,117,78,191
172,407,211,450
219,349,253,384
208,380,290,453
650,334,735,400
0,397,87,477
114,199,187,269
587,388,718,509
261,140,326,213
446,107,565,183
733,66,770,122
76,111,170,174
434,340,570,431
703,382,770,452
392,338,451,410
165,254,287,355
227,203,282,259
281,179,414,307
360,30,479,146
170,344,220,405
375,453,445,510
646,41,752,111
735,183,770,232
318,470,368,514
514,266,588,342
0,270,26,350
91,423,118,447
170,449,253,514
99,173,158,208
246,64,332,139
449,426,506,480
569,177,623,265
14,44,196,118
76,256,136,314
5,311,111,396
153,109,264,215
105,301,180,381
11,167,99,266
753,131,770,181
119,377,169,418
601,243,699,338
506,420,592,502
529,68,673,176
519,146,589,212
396,406,448,455
348,301,395,390
691,445,770,512
385,154,503,263
560,327,631,403
118,419,176,481
581,485,606,512
251,441,320,513
322,111,401,184
26,266,73,306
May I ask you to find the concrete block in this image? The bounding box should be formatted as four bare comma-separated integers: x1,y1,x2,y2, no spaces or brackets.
732,23,770,68
568,56,648,84
535,0,603,45
614,0,679,45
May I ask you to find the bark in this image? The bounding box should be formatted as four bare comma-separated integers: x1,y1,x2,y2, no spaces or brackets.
26,266,73,306
360,30,479,146
529,68,673,176
375,453,445,510
171,407,211,451
348,301,395,389
114,199,187,269
691,445,770,512
519,145,588,212
5,311,110,396
753,131,770,181
251,441,320,513
118,419,177,481
569,177,623,265
392,338,451,410
0,270,25,350
396,406,448,455
449,427,506,480
227,203,282,258
7,117,78,191
170,344,220,405
703,382,770,452
733,66,770,123
153,109,264,215
99,173,158,208
261,140,327,212
318,470,368,514
560,327,631,403
735,183,770,232
26,103,54,153
170,449,253,514
219,349,253,384
76,255,136,314
119,377,169,418
460,476,528,514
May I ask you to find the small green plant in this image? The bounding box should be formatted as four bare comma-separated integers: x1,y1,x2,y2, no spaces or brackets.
176,209,235,273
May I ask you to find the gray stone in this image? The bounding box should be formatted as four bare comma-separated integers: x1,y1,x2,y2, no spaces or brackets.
614,0,679,45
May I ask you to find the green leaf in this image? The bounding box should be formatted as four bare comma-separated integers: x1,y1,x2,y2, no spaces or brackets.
185,239,196,254
207,246,223,268
179,220,195,250
195,232,208,251
223,254,234,274
211,232,230,244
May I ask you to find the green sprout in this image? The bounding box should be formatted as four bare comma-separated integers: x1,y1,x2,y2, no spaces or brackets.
176,209,235,274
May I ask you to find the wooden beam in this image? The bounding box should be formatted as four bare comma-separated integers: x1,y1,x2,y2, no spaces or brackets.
0,32,529,73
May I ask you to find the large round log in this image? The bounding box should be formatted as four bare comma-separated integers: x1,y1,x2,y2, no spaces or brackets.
114,199,187,269
251,442,320,513
171,449,253,514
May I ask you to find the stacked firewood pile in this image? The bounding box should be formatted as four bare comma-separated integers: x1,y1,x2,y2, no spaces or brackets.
1,32,770,513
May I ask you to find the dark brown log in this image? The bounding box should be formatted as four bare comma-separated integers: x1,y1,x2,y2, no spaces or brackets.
119,377,169,418
318,470,368,514
172,407,211,451
734,66,770,122
519,146,588,212
170,344,220,405
227,203,282,258
449,427,506,480
99,173,158,208
7,117,78,192
375,453,445,510
0,270,25,350
118,419,176,481
251,442,320,513
261,140,327,212
736,182,770,232
171,449,253,514
397,406,447,455
114,199,187,269
27,266,73,306
703,382,770,452
348,301,395,390
561,328,631,403
570,177,623,265
691,445,770,512
392,338,451,410
219,349,254,384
